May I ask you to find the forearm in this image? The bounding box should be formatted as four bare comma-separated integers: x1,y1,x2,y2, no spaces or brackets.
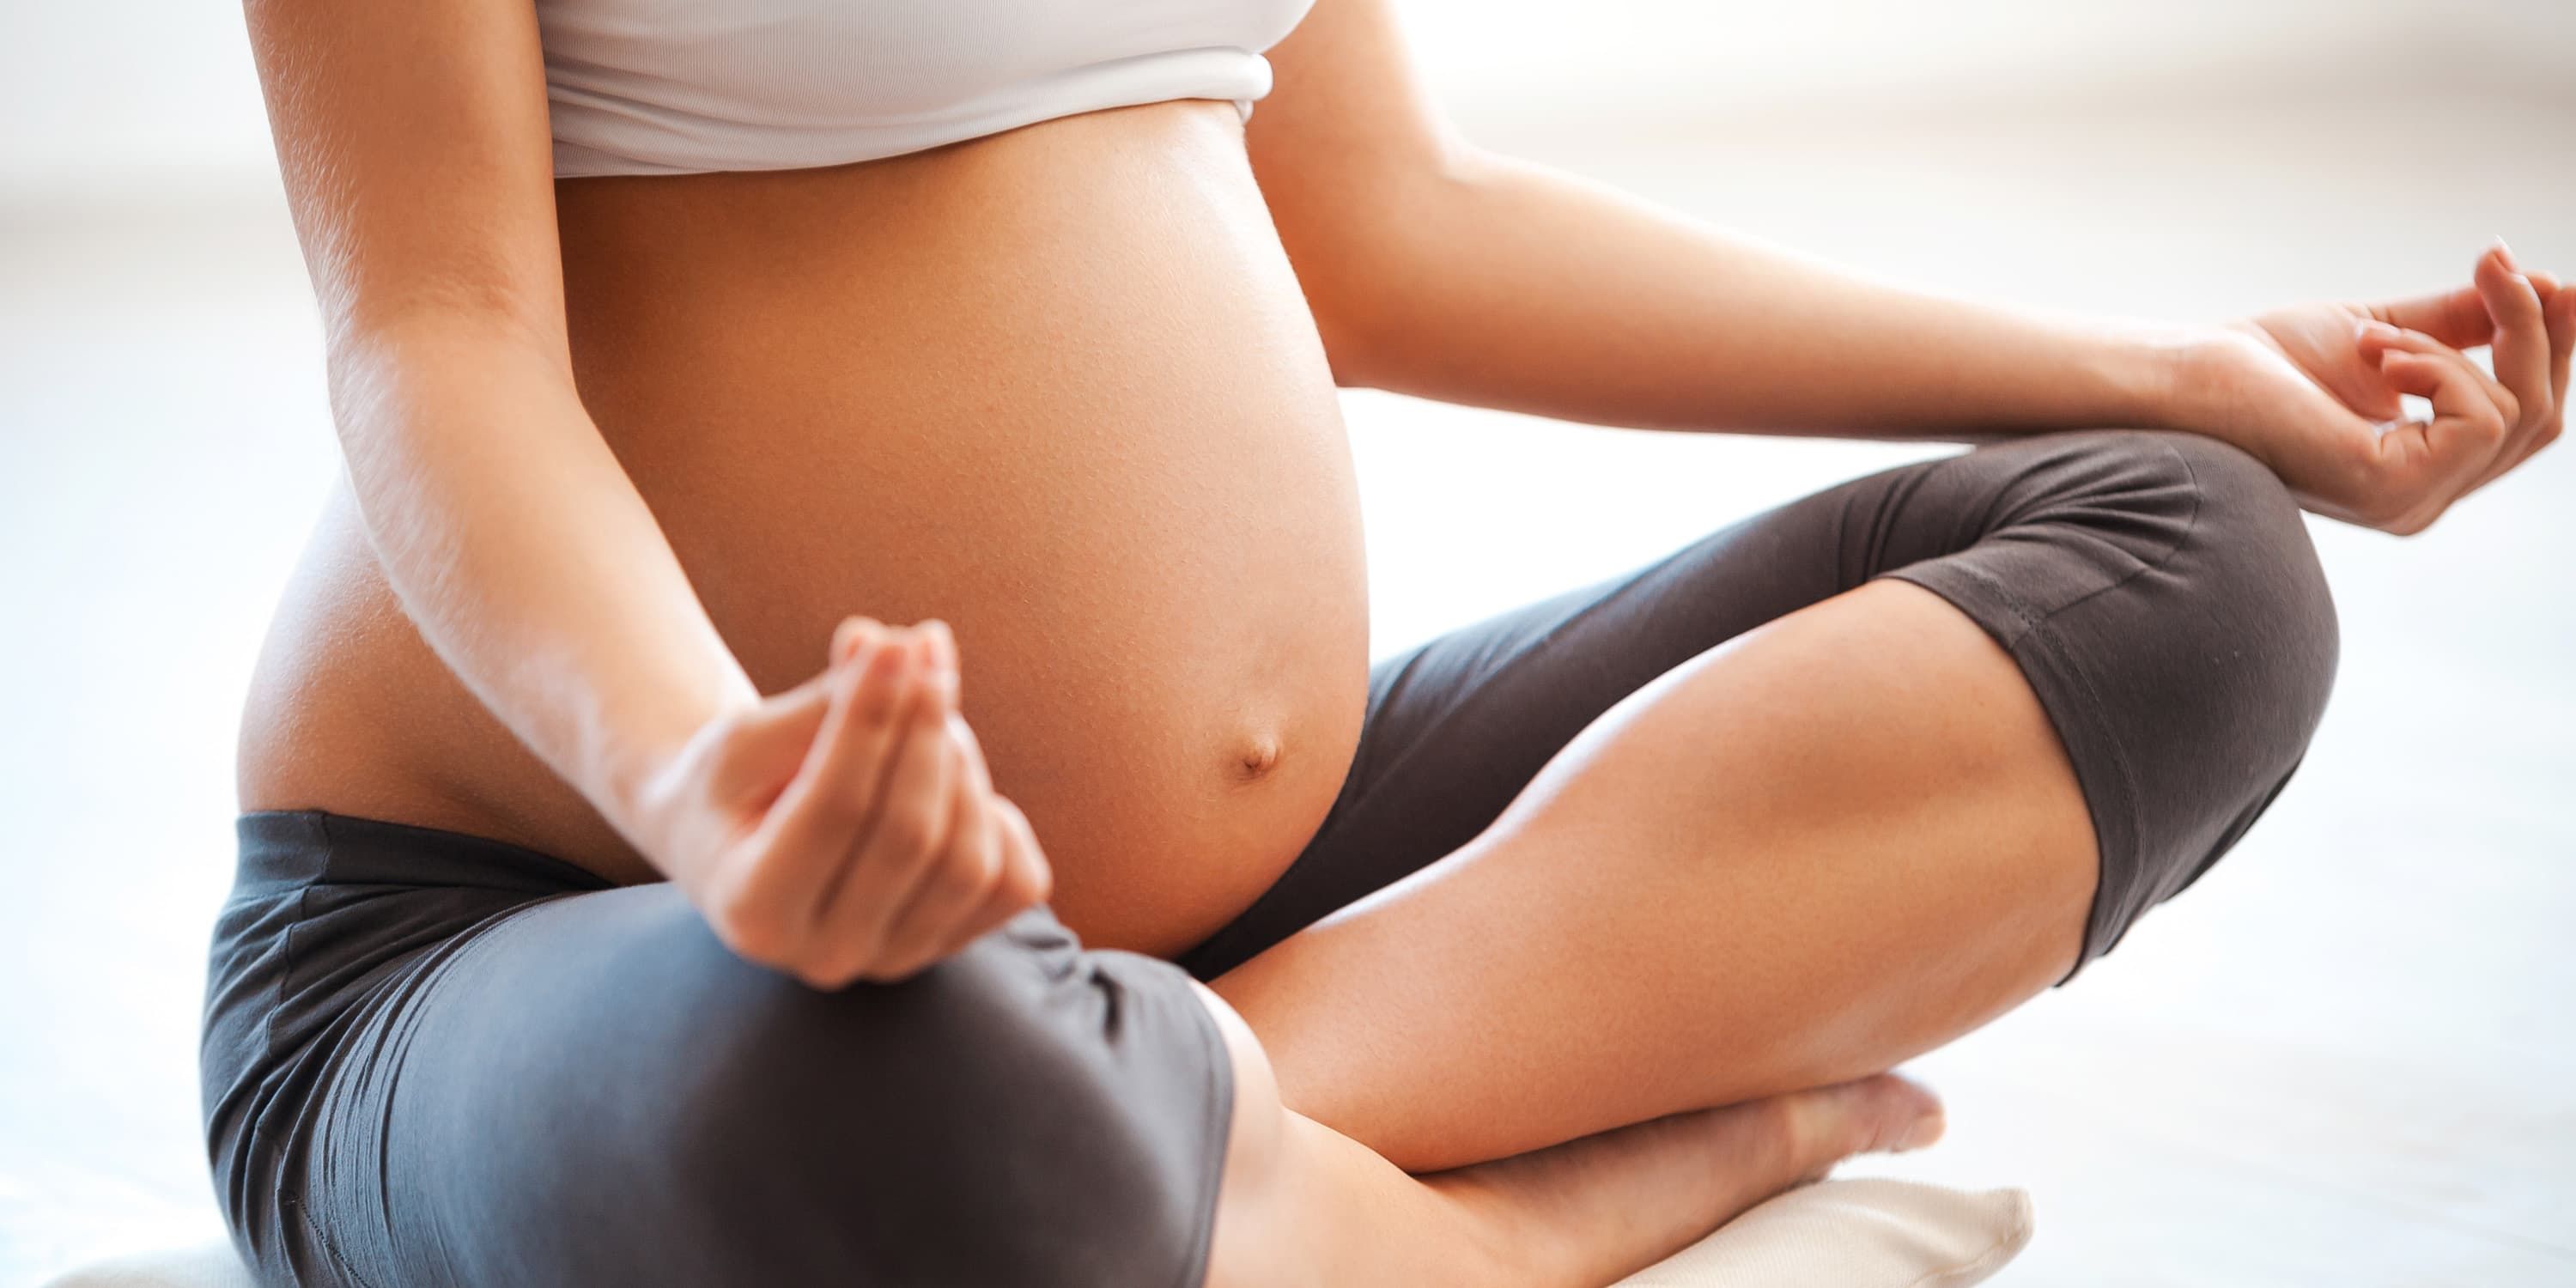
1312,146,2201,440
331,319,757,852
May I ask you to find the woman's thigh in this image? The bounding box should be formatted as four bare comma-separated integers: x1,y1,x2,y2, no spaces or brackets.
1201,430,2338,1170
215,860,1233,1288
1176,458,1907,980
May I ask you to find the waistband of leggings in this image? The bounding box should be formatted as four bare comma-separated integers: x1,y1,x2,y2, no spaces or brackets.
234,811,619,901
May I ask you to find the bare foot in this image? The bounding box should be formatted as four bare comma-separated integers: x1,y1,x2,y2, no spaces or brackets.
1197,986,1940,1288
1427,1073,1945,1286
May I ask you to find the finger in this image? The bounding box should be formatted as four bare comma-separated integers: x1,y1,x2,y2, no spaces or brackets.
2530,268,2573,405
811,631,961,981
729,665,838,739
999,799,1053,904
868,727,1003,978
2360,324,2518,422
2466,249,2556,489
2476,247,2551,421
733,629,914,954
2371,347,2512,528
2369,283,2494,351
944,797,1054,956
2494,281,2576,478
925,724,1035,958
759,624,911,858
2548,281,2575,426
924,618,960,702
831,615,884,665
719,616,881,784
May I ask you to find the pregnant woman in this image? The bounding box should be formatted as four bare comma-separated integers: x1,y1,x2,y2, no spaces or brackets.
204,0,2571,1284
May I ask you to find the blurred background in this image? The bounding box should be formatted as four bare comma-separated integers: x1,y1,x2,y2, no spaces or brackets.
3,0,2571,1283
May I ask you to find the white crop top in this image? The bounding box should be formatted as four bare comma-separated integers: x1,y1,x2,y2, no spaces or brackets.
540,0,1317,177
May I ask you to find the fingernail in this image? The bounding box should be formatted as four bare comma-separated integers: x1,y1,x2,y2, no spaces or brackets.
2491,236,2517,268
841,616,890,665
917,634,954,687
1899,1112,1945,1151
920,659,957,710
868,635,909,681
937,623,967,677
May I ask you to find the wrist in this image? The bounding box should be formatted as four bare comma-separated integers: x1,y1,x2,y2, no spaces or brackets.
2093,321,2286,457
592,678,760,879
2091,322,2219,434
2157,324,2304,468
611,726,708,871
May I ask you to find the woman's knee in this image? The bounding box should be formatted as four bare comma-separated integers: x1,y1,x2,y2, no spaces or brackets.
1890,428,2338,966
2099,428,2337,739
1978,428,2338,730
641,912,1230,1286
1994,429,2339,953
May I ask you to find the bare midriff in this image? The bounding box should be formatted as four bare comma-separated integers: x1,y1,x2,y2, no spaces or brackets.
236,101,1372,957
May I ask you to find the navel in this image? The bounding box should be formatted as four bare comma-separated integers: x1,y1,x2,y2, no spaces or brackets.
1229,732,1285,783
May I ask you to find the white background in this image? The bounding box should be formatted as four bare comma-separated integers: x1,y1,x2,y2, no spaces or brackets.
3,2,2573,1283
9,0,2576,202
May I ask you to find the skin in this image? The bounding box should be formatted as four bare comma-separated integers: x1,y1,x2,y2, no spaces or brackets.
234,0,2573,1279
1216,579,2096,1172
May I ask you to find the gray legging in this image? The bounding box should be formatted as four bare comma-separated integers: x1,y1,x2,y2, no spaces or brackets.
203,429,2337,1288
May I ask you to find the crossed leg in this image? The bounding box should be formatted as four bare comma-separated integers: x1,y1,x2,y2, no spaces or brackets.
1219,577,2093,1172
1199,429,2340,1172
205,431,2334,1288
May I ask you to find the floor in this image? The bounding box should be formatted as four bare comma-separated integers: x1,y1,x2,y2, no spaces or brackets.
3,77,2570,1286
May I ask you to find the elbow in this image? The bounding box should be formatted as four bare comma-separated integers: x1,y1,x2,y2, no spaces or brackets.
1285,139,1499,393
1310,301,1394,392
322,296,572,412
323,275,570,384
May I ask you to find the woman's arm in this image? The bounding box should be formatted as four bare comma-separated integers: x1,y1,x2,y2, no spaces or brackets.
1250,4,2172,440
1250,0,2572,532
246,0,1044,983
248,0,748,817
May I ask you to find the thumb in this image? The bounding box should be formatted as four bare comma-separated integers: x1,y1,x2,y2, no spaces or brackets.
700,662,843,803
730,665,839,743
732,614,888,749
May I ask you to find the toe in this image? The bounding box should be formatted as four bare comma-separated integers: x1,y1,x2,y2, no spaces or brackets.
1776,1073,1946,1177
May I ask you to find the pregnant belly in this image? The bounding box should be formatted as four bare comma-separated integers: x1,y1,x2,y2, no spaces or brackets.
239,102,1371,957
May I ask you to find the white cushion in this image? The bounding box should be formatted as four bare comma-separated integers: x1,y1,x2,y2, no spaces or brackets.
40,1242,256,1288
43,1179,2029,1286
1615,1178,2034,1288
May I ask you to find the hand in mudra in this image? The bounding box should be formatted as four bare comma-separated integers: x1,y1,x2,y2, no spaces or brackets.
646,617,1051,987
2189,242,2573,534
